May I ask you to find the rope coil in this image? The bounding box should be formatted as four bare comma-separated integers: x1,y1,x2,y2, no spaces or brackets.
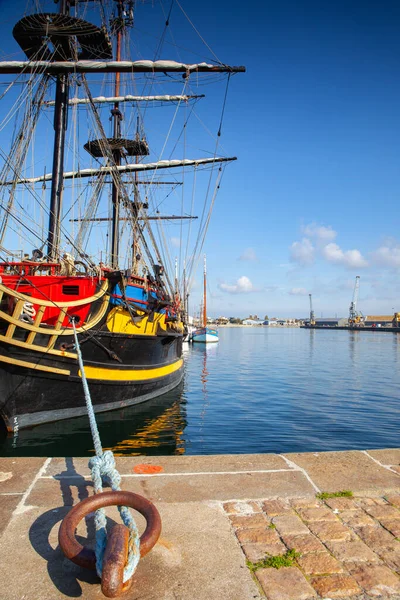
71,318,140,582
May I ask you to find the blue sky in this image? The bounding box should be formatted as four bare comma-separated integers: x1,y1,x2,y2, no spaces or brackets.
1,0,400,318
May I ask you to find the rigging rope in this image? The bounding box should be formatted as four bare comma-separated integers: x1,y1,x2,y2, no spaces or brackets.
70,318,140,583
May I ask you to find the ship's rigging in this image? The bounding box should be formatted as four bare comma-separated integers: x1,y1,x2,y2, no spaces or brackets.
0,0,244,304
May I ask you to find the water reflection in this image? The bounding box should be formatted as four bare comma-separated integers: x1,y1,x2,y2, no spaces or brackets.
0,384,187,457
348,330,360,365
308,328,315,361
189,343,217,436
393,333,400,362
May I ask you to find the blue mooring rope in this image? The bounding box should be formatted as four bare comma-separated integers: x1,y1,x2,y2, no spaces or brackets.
71,319,140,582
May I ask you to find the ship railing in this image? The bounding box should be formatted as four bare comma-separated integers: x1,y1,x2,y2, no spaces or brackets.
0,279,109,357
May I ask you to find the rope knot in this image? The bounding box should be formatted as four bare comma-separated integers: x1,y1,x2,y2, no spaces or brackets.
89,451,121,491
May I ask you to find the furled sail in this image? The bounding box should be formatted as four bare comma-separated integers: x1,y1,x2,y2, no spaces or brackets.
2,157,236,185
44,94,204,106
0,60,246,75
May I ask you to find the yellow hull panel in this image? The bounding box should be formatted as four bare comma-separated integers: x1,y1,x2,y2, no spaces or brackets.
106,306,166,335
80,358,183,381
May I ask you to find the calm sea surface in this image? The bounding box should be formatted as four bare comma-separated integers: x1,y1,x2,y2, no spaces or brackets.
1,327,399,457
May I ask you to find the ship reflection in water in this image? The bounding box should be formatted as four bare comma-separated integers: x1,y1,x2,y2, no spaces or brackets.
187,342,218,447
0,382,187,457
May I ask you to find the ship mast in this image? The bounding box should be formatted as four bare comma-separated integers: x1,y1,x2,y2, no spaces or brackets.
47,0,70,260
7,2,245,271
110,0,124,268
203,255,207,328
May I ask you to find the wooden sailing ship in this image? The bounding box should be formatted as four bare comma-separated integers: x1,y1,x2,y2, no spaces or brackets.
0,0,243,431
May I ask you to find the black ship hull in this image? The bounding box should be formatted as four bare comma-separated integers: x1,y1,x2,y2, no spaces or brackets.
0,329,184,431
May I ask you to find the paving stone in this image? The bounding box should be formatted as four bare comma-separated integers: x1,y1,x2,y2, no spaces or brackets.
242,541,288,562
0,494,21,536
310,574,361,597
290,497,322,509
284,451,400,495
50,453,293,476
339,509,376,528
356,525,398,551
117,469,316,503
324,497,358,510
379,518,400,537
262,499,292,516
367,449,400,466
387,496,400,509
223,501,260,514
281,534,326,554
308,520,353,542
325,539,381,563
365,504,400,520
272,515,310,535
229,513,269,529
357,497,389,507
0,457,46,494
378,549,400,572
236,527,281,545
348,563,400,595
296,552,343,575
297,507,338,522
256,566,317,600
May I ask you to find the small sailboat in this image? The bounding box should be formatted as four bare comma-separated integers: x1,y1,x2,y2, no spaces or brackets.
192,256,218,343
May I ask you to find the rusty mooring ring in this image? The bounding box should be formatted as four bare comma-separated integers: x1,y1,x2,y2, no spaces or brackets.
58,490,162,571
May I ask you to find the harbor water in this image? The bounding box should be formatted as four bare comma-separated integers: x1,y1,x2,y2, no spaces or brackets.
1,327,399,457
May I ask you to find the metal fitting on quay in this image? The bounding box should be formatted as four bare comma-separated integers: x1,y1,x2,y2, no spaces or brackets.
58,490,162,598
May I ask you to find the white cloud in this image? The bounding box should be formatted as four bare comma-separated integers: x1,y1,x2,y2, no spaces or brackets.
239,247,257,261
288,287,308,296
290,238,315,266
372,245,400,268
170,237,180,248
322,243,368,268
302,222,337,243
219,275,255,294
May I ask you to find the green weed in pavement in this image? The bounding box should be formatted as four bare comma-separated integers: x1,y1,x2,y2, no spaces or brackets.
316,490,353,500
246,549,301,572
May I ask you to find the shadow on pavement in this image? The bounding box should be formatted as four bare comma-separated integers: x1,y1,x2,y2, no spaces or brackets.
28,457,102,597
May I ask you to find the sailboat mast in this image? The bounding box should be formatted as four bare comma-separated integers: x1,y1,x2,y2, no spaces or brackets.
47,0,69,260
203,255,207,327
110,0,124,268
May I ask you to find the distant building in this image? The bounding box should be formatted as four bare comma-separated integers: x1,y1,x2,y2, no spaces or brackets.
303,317,347,327
216,316,229,324
242,319,264,326
364,315,394,326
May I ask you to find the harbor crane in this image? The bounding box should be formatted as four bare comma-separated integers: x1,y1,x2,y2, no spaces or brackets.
349,276,364,326
309,293,315,326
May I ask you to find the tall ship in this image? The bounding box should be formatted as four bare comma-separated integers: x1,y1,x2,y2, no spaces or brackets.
0,0,244,431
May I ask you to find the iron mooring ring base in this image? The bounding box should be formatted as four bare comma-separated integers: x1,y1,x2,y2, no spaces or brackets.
58,490,162,597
